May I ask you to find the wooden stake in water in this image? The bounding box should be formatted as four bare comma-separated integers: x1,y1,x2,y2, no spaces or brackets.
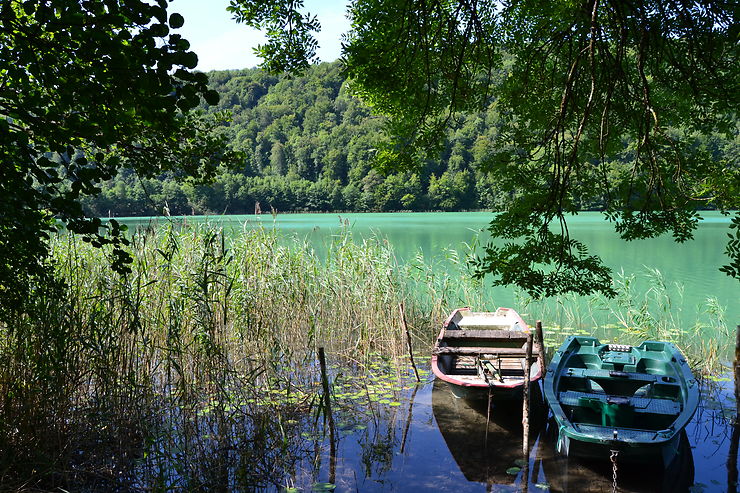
728,325,740,491
318,347,337,482
521,332,534,491
535,320,546,369
535,320,547,422
400,302,421,382
522,332,533,456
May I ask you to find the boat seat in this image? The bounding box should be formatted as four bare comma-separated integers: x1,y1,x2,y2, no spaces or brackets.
560,367,681,396
559,390,681,416
433,346,540,357
562,368,657,383
441,329,530,341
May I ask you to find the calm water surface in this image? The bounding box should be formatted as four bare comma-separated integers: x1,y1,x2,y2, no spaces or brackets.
284,362,734,492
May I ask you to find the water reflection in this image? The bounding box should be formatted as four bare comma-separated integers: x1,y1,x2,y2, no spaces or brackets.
536,425,694,492
431,379,544,488
126,361,730,492
430,378,697,492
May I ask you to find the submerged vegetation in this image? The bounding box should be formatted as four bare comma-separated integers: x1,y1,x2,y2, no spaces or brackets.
0,224,733,490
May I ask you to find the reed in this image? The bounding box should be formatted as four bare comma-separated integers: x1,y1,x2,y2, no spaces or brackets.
516,268,733,375
0,224,427,489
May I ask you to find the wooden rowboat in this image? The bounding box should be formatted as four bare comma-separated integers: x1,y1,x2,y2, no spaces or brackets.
544,336,699,465
431,307,542,401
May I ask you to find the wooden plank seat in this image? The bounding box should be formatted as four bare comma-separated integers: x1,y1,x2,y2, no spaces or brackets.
433,346,540,357
559,390,681,416
441,329,530,341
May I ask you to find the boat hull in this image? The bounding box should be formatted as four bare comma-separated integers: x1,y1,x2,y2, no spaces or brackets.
544,336,699,465
553,422,683,465
442,380,528,401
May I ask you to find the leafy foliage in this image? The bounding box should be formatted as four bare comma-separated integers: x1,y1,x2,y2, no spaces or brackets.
720,215,740,281
0,0,240,317
235,0,738,297
343,0,501,171
84,63,528,216
228,0,321,73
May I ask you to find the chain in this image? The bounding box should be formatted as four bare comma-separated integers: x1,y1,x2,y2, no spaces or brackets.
610,449,619,493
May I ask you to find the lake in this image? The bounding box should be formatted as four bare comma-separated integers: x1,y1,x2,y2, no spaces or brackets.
286,363,735,493
120,211,739,333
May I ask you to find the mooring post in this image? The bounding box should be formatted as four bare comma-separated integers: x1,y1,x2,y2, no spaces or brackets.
535,320,547,421
734,325,740,412
521,332,533,490
523,332,533,455
735,324,740,391
318,347,336,482
535,320,546,368
728,325,740,491
400,302,421,382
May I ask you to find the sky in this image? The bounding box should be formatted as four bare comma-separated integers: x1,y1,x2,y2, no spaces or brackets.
170,0,351,72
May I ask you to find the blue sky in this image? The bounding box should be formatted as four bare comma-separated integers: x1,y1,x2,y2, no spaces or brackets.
171,0,350,71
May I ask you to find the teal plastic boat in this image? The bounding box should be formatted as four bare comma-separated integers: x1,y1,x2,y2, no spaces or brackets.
544,336,699,464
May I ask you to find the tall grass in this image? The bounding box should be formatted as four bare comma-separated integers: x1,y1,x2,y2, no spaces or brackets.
511,267,733,373
0,225,428,490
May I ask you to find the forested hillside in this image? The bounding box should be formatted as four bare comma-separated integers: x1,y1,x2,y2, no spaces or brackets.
82,61,736,217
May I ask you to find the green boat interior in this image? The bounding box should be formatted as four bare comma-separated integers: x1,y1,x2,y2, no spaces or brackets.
556,341,684,431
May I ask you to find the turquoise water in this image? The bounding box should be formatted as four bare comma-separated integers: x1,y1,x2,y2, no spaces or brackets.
119,211,739,330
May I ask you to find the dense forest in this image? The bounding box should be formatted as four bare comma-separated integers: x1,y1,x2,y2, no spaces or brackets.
81,61,737,217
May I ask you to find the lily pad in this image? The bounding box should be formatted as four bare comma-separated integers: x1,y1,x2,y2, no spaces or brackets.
311,482,336,491
506,467,521,475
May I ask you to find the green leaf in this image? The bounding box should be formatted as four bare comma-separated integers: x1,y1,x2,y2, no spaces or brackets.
311,483,336,491
169,12,185,29
204,89,220,105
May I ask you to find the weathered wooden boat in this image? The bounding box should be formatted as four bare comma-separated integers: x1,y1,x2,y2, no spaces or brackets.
431,307,542,400
544,336,699,465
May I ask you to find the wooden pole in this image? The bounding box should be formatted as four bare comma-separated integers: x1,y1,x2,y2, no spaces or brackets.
535,320,547,421
535,320,546,369
728,325,740,492
318,347,334,427
318,347,336,483
522,332,533,456
521,332,533,491
400,302,421,382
